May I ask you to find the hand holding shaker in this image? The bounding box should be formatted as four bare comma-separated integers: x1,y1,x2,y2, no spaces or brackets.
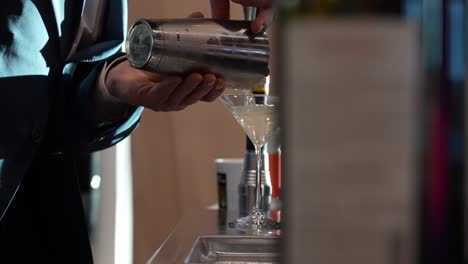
125,18,270,90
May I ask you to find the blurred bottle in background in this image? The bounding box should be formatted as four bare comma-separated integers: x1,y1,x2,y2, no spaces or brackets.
417,1,465,263
266,119,282,222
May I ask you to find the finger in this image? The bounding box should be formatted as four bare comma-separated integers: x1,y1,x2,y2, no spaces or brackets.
231,0,272,8
251,7,274,34
144,76,183,109
202,78,225,102
211,0,230,19
188,11,205,18
161,73,203,108
181,74,217,106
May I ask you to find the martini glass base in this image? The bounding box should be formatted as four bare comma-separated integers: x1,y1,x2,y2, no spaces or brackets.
229,210,281,235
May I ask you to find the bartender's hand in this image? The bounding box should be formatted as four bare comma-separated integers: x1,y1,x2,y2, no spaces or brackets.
104,60,225,113
211,0,274,34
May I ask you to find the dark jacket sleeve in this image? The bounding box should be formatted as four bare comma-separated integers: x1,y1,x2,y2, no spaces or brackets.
63,0,143,152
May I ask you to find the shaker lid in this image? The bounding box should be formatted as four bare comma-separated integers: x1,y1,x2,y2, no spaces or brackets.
126,20,154,68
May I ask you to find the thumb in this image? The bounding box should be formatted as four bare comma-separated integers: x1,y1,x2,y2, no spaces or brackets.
251,8,273,34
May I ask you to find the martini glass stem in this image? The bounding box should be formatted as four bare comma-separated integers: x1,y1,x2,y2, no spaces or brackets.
254,144,264,211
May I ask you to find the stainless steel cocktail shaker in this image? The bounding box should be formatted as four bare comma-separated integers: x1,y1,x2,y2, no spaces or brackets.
125,19,270,89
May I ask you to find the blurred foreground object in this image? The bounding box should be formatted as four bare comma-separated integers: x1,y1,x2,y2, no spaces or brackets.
279,1,420,264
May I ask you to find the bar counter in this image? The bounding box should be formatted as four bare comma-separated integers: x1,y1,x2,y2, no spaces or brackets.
146,209,246,263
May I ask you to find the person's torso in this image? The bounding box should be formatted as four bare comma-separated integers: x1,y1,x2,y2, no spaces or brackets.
0,0,86,221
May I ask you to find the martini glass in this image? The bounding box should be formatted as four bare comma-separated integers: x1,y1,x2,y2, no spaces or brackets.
221,92,281,234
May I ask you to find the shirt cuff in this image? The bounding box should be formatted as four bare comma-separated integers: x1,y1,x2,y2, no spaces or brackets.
94,56,130,122
96,55,127,103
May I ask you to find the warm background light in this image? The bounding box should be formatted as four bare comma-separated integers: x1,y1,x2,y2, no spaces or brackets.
128,1,246,263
